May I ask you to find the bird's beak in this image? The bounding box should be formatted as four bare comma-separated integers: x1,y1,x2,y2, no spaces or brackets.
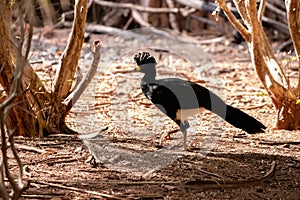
134,66,141,72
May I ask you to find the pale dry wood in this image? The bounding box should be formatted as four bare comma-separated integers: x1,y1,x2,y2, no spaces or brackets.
245,0,291,98
15,144,45,154
53,0,88,100
166,0,179,32
93,0,179,13
173,0,208,10
131,9,151,27
63,40,102,111
139,0,150,21
285,0,300,89
258,0,267,23
79,23,145,39
215,0,250,42
31,180,122,199
217,0,300,129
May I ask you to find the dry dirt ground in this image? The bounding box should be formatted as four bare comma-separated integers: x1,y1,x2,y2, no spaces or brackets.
10,28,300,199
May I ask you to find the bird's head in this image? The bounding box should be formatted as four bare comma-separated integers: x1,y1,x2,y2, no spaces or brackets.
134,52,157,74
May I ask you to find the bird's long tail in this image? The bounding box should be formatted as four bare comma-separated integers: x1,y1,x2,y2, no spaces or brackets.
206,92,266,134
224,105,266,133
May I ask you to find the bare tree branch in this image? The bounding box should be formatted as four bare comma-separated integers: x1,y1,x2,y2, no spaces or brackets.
63,40,102,111
266,2,287,19
53,0,88,100
285,0,300,89
131,9,151,27
173,0,213,11
24,2,34,59
139,0,150,21
216,0,250,42
258,0,267,23
166,0,180,32
93,0,179,13
60,20,146,40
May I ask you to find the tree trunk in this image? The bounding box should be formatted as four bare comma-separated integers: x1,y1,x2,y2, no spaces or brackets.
0,0,89,136
216,0,300,130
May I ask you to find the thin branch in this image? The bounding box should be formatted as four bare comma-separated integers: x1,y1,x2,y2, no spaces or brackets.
16,0,25,53
8,129,30,199
258,0,267,23
0,114,10,200
215,0,251,42
174,0,213,11
24,2,34,59
93,0,179,13
266,2,286,19
63,40,102,111
15,144,45,154
131,9,151,27
31,180,122,200
63,41,102,111
232,0,251,26
60,21,147,40
166,0,180,32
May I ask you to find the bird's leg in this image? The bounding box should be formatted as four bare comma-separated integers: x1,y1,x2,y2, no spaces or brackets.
183,130,187,151
180,121,190,151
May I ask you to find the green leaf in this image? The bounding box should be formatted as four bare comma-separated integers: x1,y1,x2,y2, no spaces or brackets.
291,56,297,61
260,91,267,96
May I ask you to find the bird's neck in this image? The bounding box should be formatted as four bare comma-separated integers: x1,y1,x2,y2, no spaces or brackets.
142,69,156,82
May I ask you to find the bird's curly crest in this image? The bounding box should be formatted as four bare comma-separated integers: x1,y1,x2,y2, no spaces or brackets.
134,52,157,66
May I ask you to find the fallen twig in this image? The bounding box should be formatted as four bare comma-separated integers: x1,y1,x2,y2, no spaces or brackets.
238,102,269,110
45,157,81,165
19,155,81,166
259,141,300,146
16,144,46,154
185,161,276,188
31,180,122,199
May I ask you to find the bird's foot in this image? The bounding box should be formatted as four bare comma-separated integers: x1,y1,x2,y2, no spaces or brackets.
159,129,179,146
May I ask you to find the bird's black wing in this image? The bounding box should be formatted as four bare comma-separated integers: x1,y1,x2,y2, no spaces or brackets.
145,78,211,108
142,80,180,120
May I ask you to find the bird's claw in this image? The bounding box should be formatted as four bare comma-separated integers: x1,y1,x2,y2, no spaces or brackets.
159,132,172,146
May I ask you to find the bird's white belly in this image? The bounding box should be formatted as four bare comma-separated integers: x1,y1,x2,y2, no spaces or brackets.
175,108,204,121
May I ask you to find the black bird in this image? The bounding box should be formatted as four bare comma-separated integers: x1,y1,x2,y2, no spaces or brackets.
134,52,266,150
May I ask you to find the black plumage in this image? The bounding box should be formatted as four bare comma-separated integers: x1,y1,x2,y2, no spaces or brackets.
134,52,266,150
